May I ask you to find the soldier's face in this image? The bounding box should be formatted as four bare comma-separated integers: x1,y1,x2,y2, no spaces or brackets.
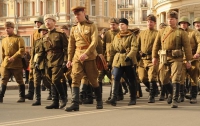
167,18,177,27
194,22,200,31
61,29,69,36
40,30,48,36
119,23,128,31
110,23,118,31
45,19,56,30
147,20,156,29
180,22,188,30
74,11,86,22
5,27,14,35
35,21,42,28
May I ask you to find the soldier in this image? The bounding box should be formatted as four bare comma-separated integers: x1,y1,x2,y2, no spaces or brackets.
25,16,44,100
106,18,138,106
193,17,200,32
152,11,193,108
65,6,103,112
0,21,25,103
178,16,200,104
37,14,68,109
102,18,125,101
137,14,158,103
31,24,51,106
60,25,70,38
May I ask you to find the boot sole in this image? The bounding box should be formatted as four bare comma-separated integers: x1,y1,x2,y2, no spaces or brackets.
65,108,79,112
45,107,59,109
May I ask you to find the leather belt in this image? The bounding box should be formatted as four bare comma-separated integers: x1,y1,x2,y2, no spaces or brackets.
76,45,89,50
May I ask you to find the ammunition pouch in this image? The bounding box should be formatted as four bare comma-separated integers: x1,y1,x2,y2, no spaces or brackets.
139,51,152,60
171,49,183,57
158,50,167,64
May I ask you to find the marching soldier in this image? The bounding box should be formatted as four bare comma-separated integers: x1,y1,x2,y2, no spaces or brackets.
106,18,138,106
25,16,44,100
178,16,200,103
31,24,51,106
193,17,200,32
152,11,193,108
137,14,158,103
37,14,68,109
65,6,103,112
0,21,25,103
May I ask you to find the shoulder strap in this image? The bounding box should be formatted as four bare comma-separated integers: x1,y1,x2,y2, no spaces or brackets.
77,23,90,46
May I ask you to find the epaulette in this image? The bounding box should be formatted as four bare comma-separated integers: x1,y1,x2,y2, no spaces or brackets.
86,20,93,24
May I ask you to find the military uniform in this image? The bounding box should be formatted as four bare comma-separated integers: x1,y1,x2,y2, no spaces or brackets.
65,6,103,112
38,14,68,109
152,11,192,108
106,18,138,106
178,17,200,103
25,16,43,100
0,21,25,103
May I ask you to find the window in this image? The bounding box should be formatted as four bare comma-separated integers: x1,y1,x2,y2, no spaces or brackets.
0,3,7,17
142,10,147,21
46,0,54,14
104,0,108,16
80,0,85,6
24,2,30,16
22,36,30,47
121,11,132,19
129,0,133,5
91,0,95,16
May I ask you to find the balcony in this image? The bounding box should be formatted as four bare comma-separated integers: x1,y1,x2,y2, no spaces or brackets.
154,0,180,8
118,4,134,10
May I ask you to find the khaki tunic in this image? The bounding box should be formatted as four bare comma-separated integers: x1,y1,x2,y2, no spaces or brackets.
1,34,25,85
68,20,99,87
137,29,158,83
108,30,138,67
152,26,193,84
180,28,200,86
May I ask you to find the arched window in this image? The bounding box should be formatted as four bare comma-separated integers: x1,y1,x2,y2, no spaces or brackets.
0,2,7,17
24,1,30,16
46,0,54,14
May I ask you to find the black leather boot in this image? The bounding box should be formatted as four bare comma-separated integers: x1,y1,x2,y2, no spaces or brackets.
137,83,143,98
106,81,120,106
0,84,7,103
32,86,41,106
128,82,136,105
117,84,124,101
105,82,112,101
65,87,79,112
143,82,150,92
171,83,180,108
148,81,156,103
45,85,59,109
98,82,103,93
55,83,67,109
159,85,166,101
46,90,52,100
83,84,93,104
25,81,34,100
62,81,68,102
154,83,160,97
94,86,103,109
178,84,185,102
121,82,128,95
79,84,88,104
190,86,198,104
164,83,173,104
17,84,25,102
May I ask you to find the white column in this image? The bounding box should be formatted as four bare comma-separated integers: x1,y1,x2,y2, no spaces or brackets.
160,12,164,23
30,2,33,16
54,0,56,14
20,2,23,17
43,0,46,14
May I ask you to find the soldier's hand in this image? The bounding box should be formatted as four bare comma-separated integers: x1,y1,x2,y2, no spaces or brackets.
125,57,131,62
8,57,14,62
67,61,72,68
193,53,200,59
79,53,88,61
34,63,39,70
62,61,67,68
152,58,158,66
185,61,191,69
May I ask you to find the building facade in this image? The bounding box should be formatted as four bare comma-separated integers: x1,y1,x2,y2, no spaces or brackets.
153,0,200,28
116,0,154,29
0,0,115,49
